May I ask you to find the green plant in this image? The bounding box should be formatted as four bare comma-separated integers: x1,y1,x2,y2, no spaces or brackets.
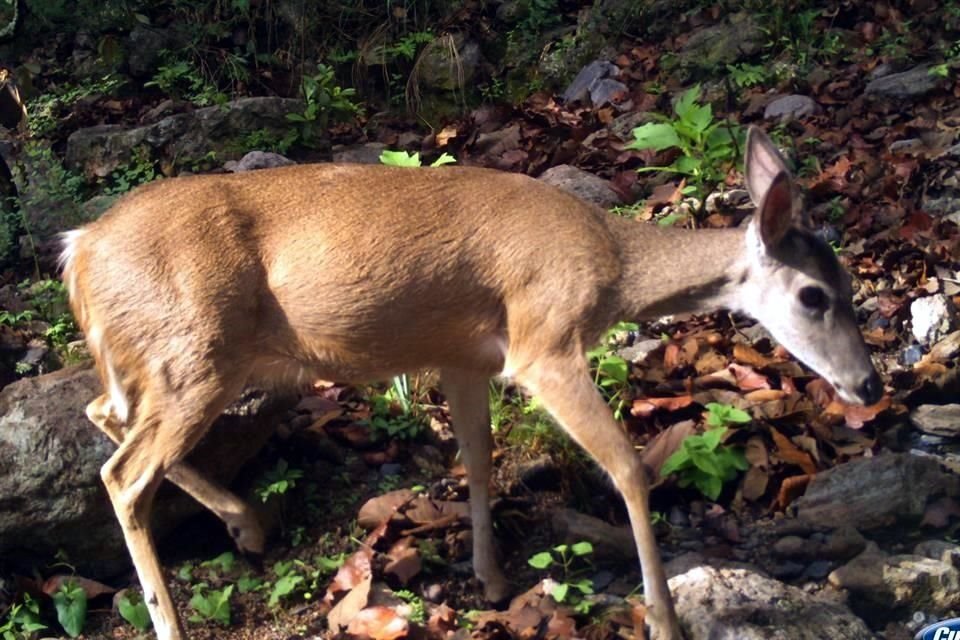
527,541,595,614
52,579,87,638
236,573,265,594
146,53,226,106
268,561,305,607
586,321,639,420
660,426,748,500
378,150,456,167
117,591,152,632
628,85,743,199
726,62,767,88
0,594,46,639
286,65,360,144
393,589,426,623
104,147,158,195
704,402,751,428
255,458,304,502
188,584,233,625
200,551,236,575
27,75,124,137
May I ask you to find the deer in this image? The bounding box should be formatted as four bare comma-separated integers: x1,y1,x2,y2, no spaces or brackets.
60,125,882,640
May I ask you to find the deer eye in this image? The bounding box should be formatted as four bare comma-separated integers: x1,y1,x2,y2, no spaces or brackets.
798,286,827,310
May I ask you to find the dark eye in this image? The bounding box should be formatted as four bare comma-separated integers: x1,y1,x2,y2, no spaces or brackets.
798,286,827,309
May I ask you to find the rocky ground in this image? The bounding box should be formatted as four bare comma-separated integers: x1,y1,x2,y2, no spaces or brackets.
2,0,960,639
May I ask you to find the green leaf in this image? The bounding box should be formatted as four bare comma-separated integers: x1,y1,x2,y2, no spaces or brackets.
689,447,723,477
673,85,701,119
52,582,87,638
598,356,629,384
429,152,457,167
627,123,682,152
379,150,422,167
700,427,727,452
571,541,594,556
118,592,152,631
528,551,554,569
268,574,304,607
574,578,594,595
694,471,723,501
660,448,691,477
551,582,570,602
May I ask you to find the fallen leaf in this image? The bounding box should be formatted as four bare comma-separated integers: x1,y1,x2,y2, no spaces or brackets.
733,343,776,367
357,490,416,529
642,420,697,481
770,428,817,474
631,395,694,417
385,540,422,585
729,363,770,391
327,575,372,631
325,547,374,603
742,466,769,501
346,605,409,640
42,575,115,599
775,474,812,510
428,603,458,633
841,396,890,429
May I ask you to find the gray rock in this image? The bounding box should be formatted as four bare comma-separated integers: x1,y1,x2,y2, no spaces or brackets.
678,12,764,69
830,542,960,615
589,78,629,107
793,453,959,530
911,294,958,345
0,364,289,578
773,535,812,558
914,540,960,568
763,95,820,121
617,338,661,364
889,138,925,155
562,60,619,104
550,508,636,559
538,165,621,208
223,150,295,172
865,65,942,100
332,143,387,164
670,563,875,639
126,26,169,78
929,330,960,362
66,97,304,178
417,34,481,91
607,111,650,141
911,405,960,438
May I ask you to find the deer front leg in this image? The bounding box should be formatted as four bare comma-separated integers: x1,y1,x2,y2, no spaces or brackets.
513,354,683,640
442,368,511,602
87,395,265,555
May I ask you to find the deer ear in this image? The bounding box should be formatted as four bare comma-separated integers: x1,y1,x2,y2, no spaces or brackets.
755,171,794,248
745,126,790,207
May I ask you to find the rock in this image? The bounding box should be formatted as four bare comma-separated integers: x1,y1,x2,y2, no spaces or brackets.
332,142,387,164
670,562,875,639
513,455,562,492
911,295,958,345
830,542,960,615
588,78,629,108
538,165,621,208
678,12,764,69
821,526,867,560
763,95,820,121
914,540,960,568
617,338,661,364
126,26,169,78
562,60,619,104
773,535,812,559
607,111,650,141
803,560,833,579
929,331,960,362
865,65,942,100
899,344,925,366
793,453,959,530
223,150,295,172
550,508,636,559
417,33,481,91
66,97,304,178
890,138,925,155
911,405,960,438
0,364,288,578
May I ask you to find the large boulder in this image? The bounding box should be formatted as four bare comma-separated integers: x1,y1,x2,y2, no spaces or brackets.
65,97,304,178
0,364,289,577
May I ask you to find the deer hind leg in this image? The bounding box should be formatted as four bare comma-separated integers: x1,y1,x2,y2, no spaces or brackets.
512,352,683,640
441,368,510,603
86,393,265,556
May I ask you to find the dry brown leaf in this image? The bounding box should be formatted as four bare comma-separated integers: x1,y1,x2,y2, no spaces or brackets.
327,575,372,631
357,490,416,529
744,436,769,468
42,575,115,599
694,349,728,375
742,466,769,501
546,609,579,639
346,605,410,640
744,389,787,403
770,428,817,475
631,395,694,417
732,343,775,367
325,547,374,603
428,603,458,634
842,396,890,429
729,363,771,391
775,474,812,510
435,124,459,147
642,420,697,481
405,497,470,525
385,538,422,585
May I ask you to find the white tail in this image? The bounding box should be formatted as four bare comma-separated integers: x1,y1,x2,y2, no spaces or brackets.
62,126,880,640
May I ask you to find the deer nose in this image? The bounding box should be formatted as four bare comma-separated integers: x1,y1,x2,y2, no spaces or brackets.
857,371,883,405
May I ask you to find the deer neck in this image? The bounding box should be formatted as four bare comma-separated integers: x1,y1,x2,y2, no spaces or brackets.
607,216,749,321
